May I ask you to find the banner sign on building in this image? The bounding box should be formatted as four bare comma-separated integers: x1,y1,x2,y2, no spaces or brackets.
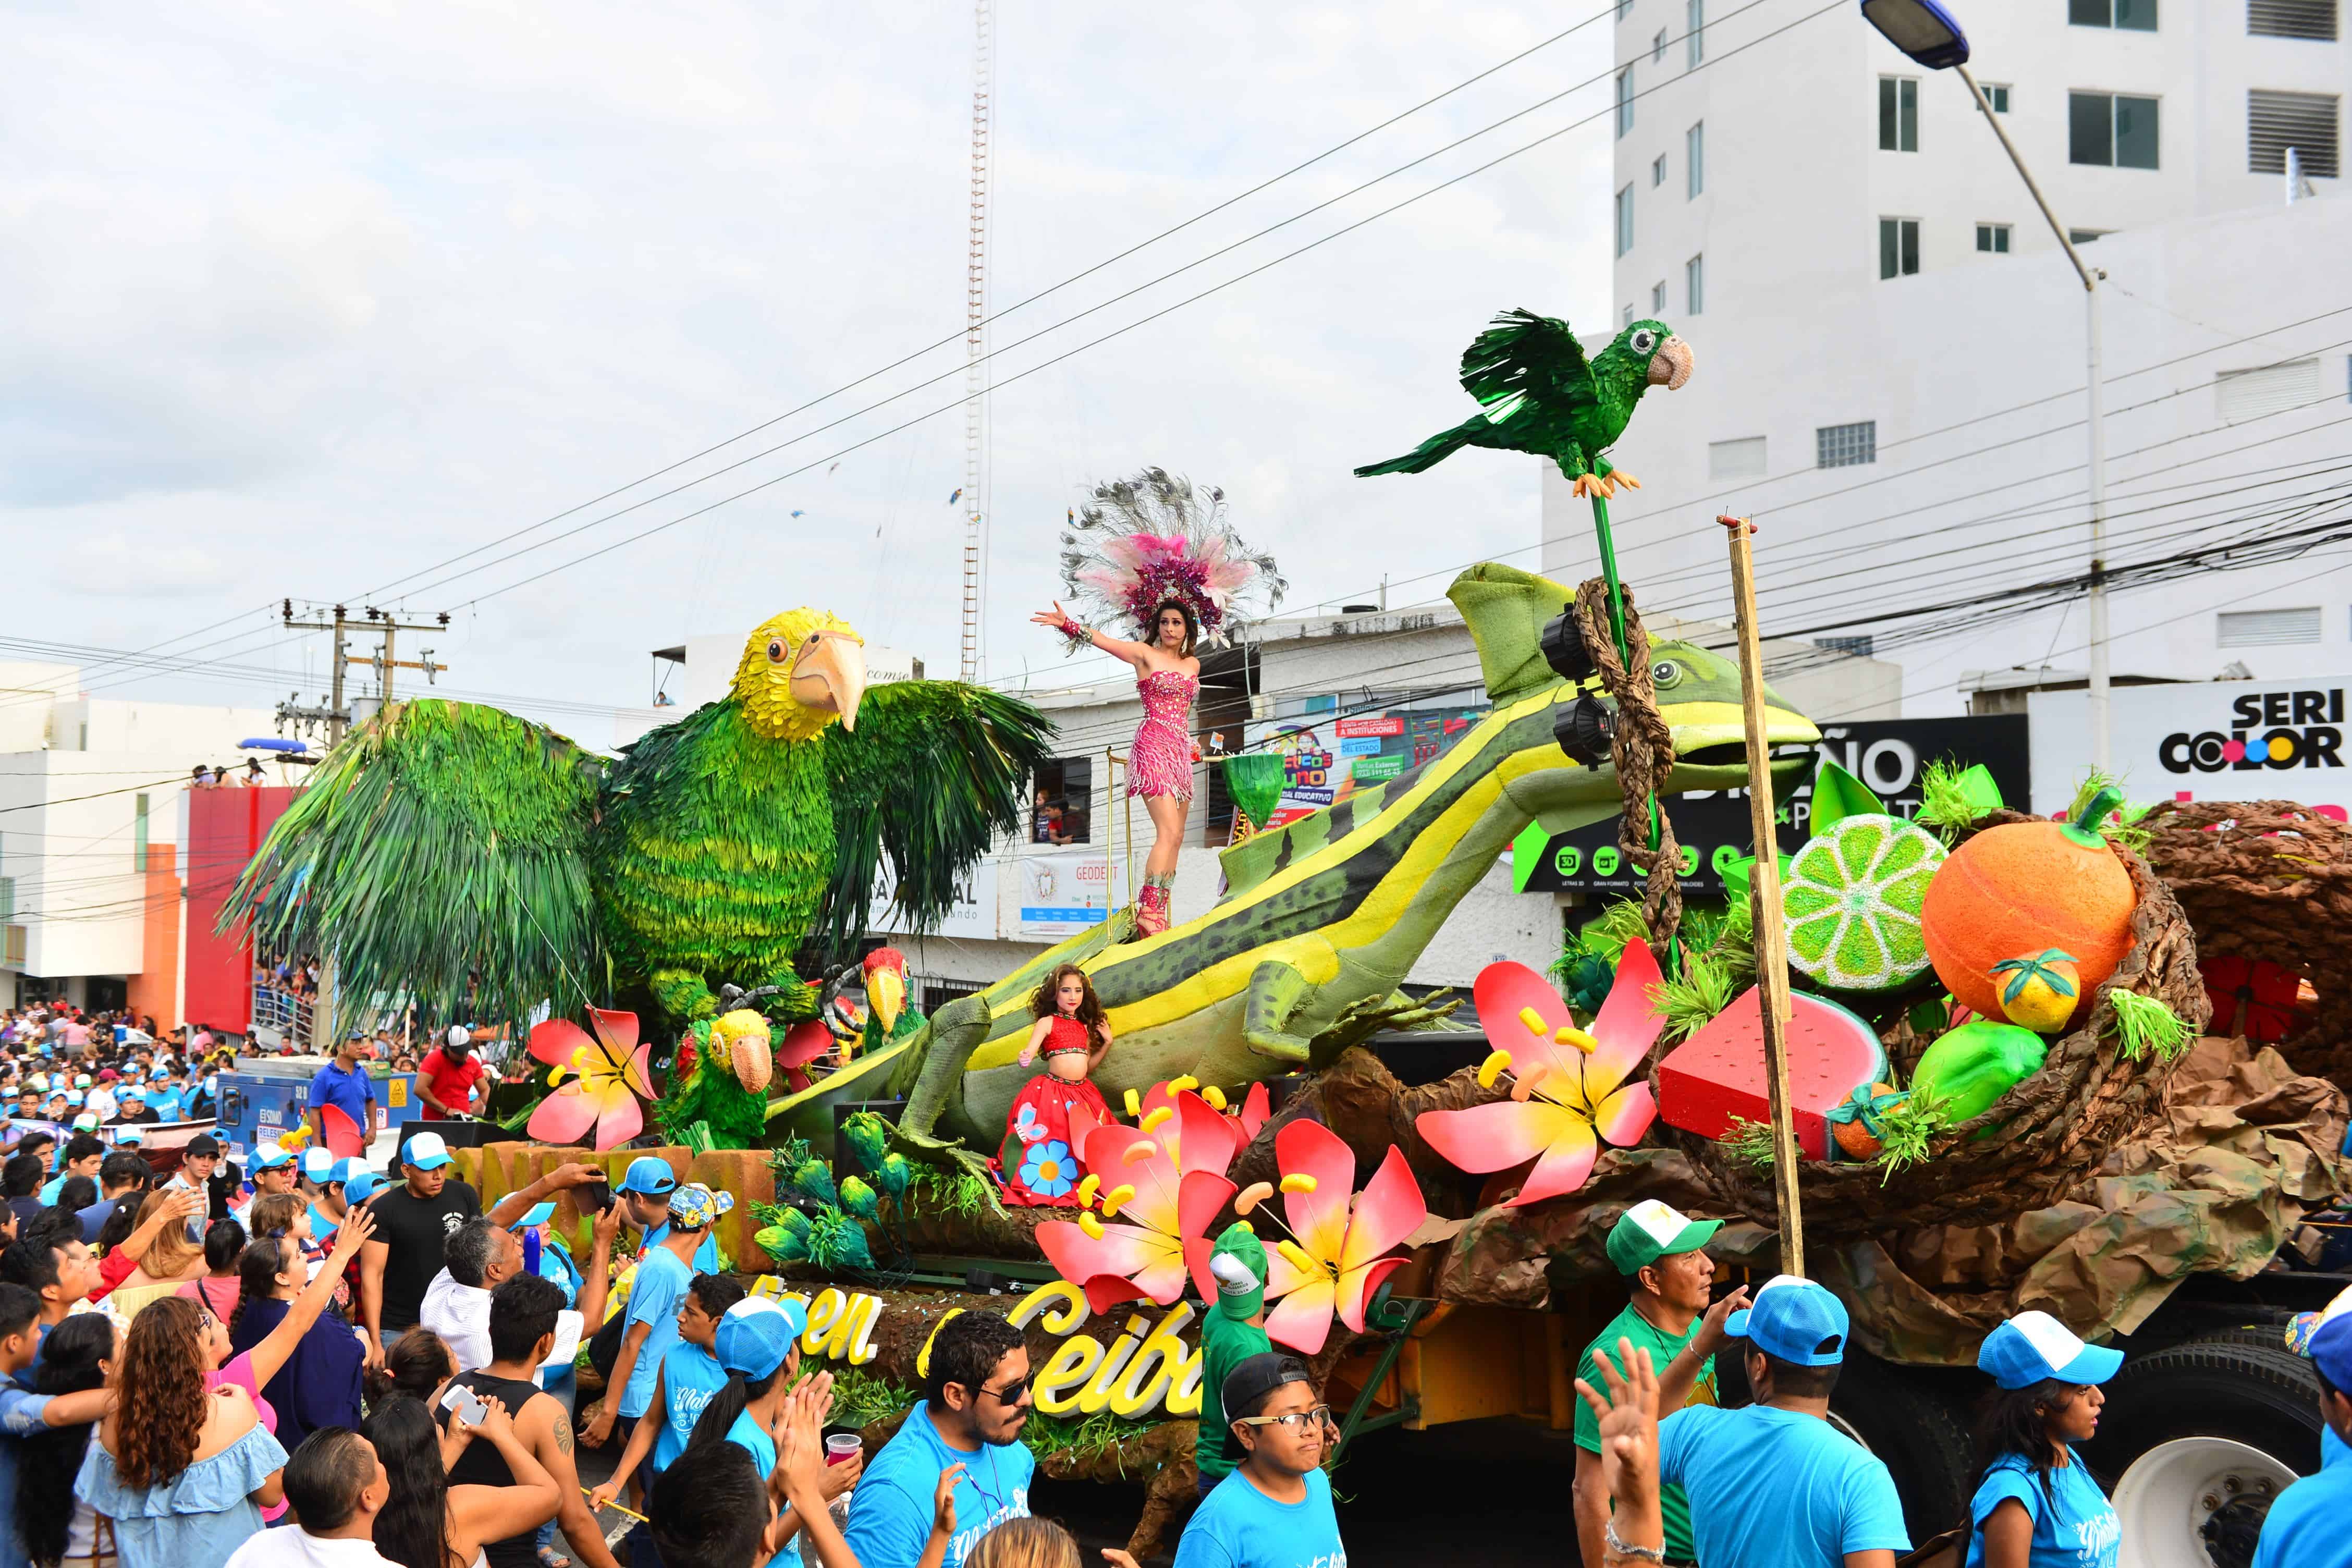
2030,678,2352,820
1244,702,1488,828
1513,716,2030,896
869,859,997,942
1014,850,1126,938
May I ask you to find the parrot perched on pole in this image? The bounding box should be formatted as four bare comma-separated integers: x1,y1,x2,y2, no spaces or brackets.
223,608,1051,1141
1354,310,1695,500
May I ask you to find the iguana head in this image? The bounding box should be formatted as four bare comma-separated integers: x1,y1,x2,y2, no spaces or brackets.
732,608,867,741
1643,637,1815,794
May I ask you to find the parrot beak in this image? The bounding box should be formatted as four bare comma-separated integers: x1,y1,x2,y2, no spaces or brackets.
1647,335,1694,390
790,631,867,732
866,964,904,1035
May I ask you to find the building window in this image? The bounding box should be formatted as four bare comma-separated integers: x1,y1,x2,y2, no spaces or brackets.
1648,280,1664,314
1652,153,1668,187
0,877,12,923
1686,253,1705,315
2070,0,2157,29
1618,0,1634,19
1817,421,1878,469
1879,77,1919,151
1878,217,1919,279
1623,303,1635,327
1815,635,1876,658
2218,607,2320,646
2249,90,2341,177
1653,27,1667,62
2218,357,2323,421
2071,92,2161,168
1616,185,1635,256
1616,68,1635,138
1982,82,2011,113
1709,435,1764,479
1032,757,1093,844
134,794,149,873
1687,0,1704,65
1976,223,2012,252
2250,1,2339,40
1686,121,1704,198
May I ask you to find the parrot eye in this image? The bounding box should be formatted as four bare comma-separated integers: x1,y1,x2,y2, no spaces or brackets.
1630,328,1658,355
1650,658,1682,688
766,640,786,663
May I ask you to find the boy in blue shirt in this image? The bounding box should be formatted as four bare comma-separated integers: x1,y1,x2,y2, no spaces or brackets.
844,1308,1035,1568
582,1182,727,1463
616,1156,722,1276
588,1272,748,1513
1643,1275,1909,1568
2253,1309,2352,1568
1174,1353,1347,1568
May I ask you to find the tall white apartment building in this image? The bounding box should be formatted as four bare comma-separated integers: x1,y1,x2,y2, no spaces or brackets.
1542,0,2351,753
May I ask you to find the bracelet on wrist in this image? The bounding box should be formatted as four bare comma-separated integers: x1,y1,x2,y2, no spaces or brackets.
1056,618,1093,655
1603,1519,1666,1565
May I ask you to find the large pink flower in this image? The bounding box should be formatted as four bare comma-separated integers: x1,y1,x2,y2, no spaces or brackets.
775,1020,834,1094
1036,1091,1238,1313
1259,1120,1425,1355
528,1008,654,1152
1414,942,1662,1207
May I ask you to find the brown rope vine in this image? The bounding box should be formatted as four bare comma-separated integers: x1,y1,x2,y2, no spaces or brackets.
1571,577,1682,963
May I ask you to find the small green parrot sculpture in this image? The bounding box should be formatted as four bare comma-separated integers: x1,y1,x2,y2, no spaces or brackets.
1355,309,1694,499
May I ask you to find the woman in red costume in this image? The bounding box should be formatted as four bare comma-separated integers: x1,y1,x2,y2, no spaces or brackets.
1029,468,1283,936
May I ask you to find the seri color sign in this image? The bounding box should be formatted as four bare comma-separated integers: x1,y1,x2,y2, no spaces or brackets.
2030,678,2352,819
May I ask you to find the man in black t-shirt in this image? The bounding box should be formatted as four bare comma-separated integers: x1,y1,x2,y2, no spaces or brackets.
360,1130,482,1363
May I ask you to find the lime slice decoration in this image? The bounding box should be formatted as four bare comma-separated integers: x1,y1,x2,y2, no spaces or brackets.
1782,814,1947,992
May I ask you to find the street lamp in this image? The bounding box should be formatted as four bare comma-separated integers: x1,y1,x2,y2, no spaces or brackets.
1860,0,2112,770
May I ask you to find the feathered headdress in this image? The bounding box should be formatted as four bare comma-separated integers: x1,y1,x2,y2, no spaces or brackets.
1058,468,1285,651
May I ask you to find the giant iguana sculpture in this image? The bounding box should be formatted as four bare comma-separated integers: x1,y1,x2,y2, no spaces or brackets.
766,563,1819,1150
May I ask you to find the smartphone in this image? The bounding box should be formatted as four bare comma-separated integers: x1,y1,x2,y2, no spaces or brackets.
439,1383,489,1428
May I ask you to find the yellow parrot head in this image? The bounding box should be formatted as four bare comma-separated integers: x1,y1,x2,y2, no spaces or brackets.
732,608,867,742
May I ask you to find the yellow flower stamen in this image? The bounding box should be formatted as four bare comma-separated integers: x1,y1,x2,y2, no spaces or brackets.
1477,1049,1513,1088
1079,1211,1105,1240
1554,1025,1598,1055
1076,1173,1101,1207
1168,1074,1200,1093
1518,1007,1550,1039
1279,1173,1318,1194
1101,1184,1136,1218
1202,1085,1228,1111
1139,1106,1174,1133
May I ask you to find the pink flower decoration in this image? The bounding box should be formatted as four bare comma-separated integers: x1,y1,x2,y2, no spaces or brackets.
528,1008,654,1152
1260,1120,1425,1355
1035,1095,1237,1314
775,1020,834,1094
1415,942,1663,1207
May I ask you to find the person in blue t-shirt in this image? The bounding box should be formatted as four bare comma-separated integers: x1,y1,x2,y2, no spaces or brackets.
1622,1274,1909,1568
615,1156,722,1277
306,1035,381,1144
843,1309,1036,1568
2254,1310,2352,1568
582,1182,728,1463
1173,1352,1348,1568
589,1272,749,1513
1964,1312,2122,1568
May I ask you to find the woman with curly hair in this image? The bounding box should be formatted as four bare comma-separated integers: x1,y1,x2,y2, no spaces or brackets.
18,1313,118,1568
997,964,1113,1207
72,1294,287,1568
359,1394,559,1568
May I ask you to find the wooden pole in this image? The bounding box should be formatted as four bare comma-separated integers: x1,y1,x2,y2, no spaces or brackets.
1720,516,1806,1276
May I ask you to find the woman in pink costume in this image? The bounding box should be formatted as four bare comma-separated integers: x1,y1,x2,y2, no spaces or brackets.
1030,469,1284,936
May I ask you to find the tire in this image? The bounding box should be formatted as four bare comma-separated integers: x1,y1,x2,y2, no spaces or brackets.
2083,1331,2320,1568
1821,1352,1975,1545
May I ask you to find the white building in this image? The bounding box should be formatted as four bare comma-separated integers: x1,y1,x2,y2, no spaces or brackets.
1545,0,2351,727
0,662,282,1013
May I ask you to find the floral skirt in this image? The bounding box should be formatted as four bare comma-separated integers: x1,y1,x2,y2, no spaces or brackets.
996,1070,1110,1206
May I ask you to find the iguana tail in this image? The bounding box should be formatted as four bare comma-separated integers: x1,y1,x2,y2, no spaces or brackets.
1353,416,1486,477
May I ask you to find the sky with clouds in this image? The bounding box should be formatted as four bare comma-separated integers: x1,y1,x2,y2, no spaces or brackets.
5,1,1630,734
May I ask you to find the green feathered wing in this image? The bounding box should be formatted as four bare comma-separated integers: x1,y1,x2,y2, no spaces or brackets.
810,681,1057,967
219,699,605,1026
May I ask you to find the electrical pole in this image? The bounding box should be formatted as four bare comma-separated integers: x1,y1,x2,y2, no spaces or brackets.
278,602,450,749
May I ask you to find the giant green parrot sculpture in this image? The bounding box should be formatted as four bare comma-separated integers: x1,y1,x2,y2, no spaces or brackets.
1355,310,1694,499
222,608,1052,1140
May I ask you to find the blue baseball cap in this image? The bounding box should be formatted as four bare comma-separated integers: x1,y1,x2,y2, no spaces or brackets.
344,1169,385,1204
400,1132,453,1170
1725,1275,1849,1367
714,1296,806,1379
619,1156,678,1196
113,1124,145,1145
2310,1314,2352,1392
301,1148,339,1183
250,1145,296,1172
516,1200,556,1228
1977,1311,2123,1390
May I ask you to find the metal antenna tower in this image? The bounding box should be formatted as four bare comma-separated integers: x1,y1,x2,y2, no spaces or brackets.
959,0,994,682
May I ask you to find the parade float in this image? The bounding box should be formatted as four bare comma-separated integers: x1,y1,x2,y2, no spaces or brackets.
220,310,2352,1562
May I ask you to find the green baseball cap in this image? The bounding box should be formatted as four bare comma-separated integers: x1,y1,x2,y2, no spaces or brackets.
1605,1199,1721,1276
1208,1221,1268,1319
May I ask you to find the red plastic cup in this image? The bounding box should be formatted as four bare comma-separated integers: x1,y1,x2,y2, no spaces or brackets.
825,1434,861,1467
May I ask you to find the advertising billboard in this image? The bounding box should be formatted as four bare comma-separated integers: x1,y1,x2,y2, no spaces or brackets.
2030,678,2352,821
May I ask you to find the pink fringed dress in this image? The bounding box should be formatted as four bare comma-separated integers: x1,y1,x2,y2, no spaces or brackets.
1127,670,1198,801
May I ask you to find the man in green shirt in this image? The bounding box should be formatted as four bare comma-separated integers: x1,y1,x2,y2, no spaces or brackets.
1572,1199,1749,1568
1195,1222,1274,1494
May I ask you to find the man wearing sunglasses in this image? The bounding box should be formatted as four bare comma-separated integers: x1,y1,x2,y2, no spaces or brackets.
1172,1352,1347,1568
844,1309,1035,1568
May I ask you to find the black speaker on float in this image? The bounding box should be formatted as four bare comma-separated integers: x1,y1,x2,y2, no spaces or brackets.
1539,609,1597,683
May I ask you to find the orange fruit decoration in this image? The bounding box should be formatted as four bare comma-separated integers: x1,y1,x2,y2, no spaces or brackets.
1920,787,2137,1025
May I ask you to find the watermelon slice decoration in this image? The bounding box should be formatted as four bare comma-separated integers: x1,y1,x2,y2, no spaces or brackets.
1780,761,1944,993
1657,987,1890,1161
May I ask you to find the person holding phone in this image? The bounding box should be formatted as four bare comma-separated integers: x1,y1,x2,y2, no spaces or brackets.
362,1392,560,1568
